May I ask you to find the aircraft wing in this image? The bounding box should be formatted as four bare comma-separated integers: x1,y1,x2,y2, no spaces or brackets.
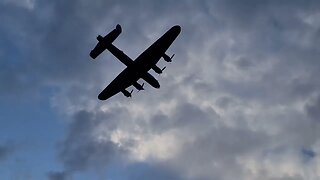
133,25,181,73
98,68,140,100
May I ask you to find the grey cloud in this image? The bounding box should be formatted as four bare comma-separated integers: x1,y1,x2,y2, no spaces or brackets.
172,128,269,179
301,148,316,161
208,0,320,30
150,103,270,179
149,102,218,134
306,95,320,122
58,110,128,172
115,162,184,180
43,0,320,178
165,108,317,180
2,0,320,179
0,144,13,161
0,5,42,97
47,171,70,180
0,0,119,96
56,100,220,179
0,0,204,98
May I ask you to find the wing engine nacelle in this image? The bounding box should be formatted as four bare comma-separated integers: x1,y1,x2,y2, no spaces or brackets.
121,89,133,98
142,73,160,89
163,54,175,62
152,65,166,74
133,82,144,91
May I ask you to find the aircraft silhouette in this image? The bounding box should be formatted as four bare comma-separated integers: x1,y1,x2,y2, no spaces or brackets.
90,24,181,100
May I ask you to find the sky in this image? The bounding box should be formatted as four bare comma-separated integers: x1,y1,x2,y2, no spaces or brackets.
1,0,320,179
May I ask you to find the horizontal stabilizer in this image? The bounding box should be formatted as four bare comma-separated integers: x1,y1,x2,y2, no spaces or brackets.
90,24,122,59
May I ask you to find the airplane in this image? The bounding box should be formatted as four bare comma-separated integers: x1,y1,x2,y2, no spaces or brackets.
90,24,181,100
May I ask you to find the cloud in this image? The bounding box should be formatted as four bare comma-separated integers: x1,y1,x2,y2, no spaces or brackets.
0,144,13,162
2,0,320,179
306,95,320,122
47,171,69,180
50,0,320,179
111,162,184,180
58,110,128,173
1,0,36,10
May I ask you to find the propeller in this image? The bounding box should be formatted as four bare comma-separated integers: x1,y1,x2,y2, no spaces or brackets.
163,54,175,62
170,54,175,60
158,66,166,76
129,89,134,97
122,89,134,98
138,83,145,92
